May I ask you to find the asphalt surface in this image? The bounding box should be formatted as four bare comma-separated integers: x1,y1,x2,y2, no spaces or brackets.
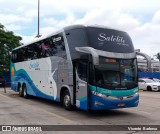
0,87,160,134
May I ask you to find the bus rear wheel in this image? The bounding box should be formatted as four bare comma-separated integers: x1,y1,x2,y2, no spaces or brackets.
62,90,73,110
18,84,23,97
23,85,28,98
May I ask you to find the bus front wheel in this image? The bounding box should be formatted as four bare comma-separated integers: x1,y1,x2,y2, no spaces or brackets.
63,90,73,110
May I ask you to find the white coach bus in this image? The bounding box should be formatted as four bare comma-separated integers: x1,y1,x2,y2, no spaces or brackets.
11,25,139,110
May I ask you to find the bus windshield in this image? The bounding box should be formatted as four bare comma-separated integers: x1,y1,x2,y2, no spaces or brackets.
94,57,137,89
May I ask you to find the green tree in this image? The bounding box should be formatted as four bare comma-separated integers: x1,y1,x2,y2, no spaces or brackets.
0,23,22,74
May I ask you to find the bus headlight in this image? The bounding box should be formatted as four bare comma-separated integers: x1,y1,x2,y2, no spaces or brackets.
91,90,139,100
95,101,104,106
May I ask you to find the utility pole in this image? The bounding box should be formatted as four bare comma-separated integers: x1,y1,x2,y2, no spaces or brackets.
36,0,41,38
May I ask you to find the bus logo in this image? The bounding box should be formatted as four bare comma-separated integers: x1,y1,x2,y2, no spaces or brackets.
29,61,39,69
98,33,129,47
2,126,11,131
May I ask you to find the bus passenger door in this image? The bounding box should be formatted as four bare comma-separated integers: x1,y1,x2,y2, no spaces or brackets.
74,61,89,110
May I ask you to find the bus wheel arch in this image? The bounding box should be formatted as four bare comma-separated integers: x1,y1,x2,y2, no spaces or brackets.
60,87,73,110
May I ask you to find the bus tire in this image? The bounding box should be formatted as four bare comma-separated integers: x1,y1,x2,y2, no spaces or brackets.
62,90,73,110
18,84,23,97
23,84,28,99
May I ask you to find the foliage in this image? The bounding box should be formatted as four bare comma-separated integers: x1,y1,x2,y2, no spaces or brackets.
0,23,22,74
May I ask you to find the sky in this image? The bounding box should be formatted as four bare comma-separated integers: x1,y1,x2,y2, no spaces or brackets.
0,0,160,58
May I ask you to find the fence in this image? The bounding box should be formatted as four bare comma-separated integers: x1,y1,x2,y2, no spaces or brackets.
0,71,10,87
138,72,160,79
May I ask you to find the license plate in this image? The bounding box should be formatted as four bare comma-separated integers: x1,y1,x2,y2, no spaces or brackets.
117,103,125,107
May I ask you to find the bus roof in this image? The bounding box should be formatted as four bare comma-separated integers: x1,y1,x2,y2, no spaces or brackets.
64,24,126,33
13,29,63,51
13,24,127,51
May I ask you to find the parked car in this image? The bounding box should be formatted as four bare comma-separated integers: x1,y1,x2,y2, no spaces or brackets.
149,78,160,83
138,78,160,91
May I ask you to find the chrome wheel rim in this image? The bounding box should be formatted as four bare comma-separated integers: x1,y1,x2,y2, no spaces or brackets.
64,95,70,107
23,87,26,96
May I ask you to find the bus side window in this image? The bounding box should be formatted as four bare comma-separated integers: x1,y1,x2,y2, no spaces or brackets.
52,34,66,59
11,51,17,63
23,46,34,61
17,49,24,62
34,42,42,59
47,38,57,56
40,40,50,57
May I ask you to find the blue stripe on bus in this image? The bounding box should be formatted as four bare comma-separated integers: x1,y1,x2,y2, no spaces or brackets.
77,96,88,110
12,68,57,101
76,85,139,110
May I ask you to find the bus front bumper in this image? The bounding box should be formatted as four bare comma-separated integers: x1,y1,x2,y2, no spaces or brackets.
89,91,139,110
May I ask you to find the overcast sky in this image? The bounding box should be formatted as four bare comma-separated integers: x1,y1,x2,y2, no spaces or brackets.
0,0,160,58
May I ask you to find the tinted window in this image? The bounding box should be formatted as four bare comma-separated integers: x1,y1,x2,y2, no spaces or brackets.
51,34,66,58
11,33,66,63
39,33,66,58
24,46,35,61
138,80,144,82
11,51,17,63
65,28,88,59
94,57,137,89
76,61,87,82
17,48,24,62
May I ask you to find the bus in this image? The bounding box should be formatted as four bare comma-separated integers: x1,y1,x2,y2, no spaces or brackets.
11,25,139,111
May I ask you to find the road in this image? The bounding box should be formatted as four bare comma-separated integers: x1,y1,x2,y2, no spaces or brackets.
0,88,160,134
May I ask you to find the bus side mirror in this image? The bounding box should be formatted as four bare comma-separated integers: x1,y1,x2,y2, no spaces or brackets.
75,47,99,65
